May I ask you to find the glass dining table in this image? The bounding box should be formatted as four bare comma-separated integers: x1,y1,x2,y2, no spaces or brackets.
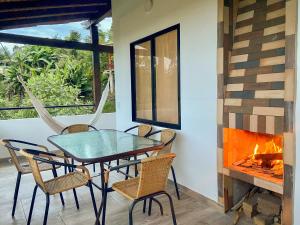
48,129,164,225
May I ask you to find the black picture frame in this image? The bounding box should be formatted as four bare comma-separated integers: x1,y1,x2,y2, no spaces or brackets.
130,24,181,130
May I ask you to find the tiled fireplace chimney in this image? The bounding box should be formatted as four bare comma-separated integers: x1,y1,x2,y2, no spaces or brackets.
217,0,297,224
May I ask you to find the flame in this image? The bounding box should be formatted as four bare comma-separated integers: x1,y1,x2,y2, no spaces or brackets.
251,144,259,160
248,139,283,176
224,128,284,179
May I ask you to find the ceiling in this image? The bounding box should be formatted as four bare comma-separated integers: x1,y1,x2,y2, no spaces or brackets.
0,0,111,30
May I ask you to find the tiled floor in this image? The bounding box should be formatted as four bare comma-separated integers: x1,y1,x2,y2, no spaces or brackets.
0,160,245,225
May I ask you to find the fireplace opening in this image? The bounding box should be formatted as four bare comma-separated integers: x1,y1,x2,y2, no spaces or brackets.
224,128,283,185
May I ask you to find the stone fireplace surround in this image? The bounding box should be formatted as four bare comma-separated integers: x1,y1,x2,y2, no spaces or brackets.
217,0,297,224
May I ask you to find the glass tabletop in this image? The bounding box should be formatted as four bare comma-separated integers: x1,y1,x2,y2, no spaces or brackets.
48,129,163,163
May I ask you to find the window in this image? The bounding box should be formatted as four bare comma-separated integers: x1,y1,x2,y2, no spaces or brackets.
130,24,181,129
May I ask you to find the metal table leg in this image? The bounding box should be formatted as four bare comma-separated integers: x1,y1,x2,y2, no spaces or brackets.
99,162,108,225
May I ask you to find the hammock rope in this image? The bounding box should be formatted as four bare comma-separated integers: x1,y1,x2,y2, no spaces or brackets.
17,70,114,134
0,41,113,134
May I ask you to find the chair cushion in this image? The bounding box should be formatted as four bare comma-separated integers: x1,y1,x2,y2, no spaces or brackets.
45,171,89,195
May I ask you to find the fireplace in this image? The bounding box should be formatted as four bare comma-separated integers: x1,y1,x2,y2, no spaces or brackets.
224,128,283,186
217,0,297,224
222,130,284,224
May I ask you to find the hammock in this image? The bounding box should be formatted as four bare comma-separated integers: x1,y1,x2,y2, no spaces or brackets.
17,70,114,134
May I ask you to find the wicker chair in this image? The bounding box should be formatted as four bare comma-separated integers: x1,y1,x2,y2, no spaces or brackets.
0,139,63,217
96,153,177,225
124,124,153,137
61,124,97,134
60,124,98,173
146,129,180,200
19,149,98,225
115,124,152,177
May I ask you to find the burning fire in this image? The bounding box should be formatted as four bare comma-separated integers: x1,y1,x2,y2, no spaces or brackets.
248,140,283,176
224,128,284,179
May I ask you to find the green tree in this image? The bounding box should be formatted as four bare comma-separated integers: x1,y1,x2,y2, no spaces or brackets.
65,30,82,56
65,30,81,42
3,45,58,99
0,25,115,120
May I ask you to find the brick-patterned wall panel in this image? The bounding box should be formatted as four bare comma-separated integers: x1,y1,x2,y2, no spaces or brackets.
282,0,297,224
223,0,286,135
217,0,297,224
217,0,227,206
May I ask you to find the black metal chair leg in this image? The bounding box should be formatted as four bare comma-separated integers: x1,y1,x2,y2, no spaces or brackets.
148,198,153,216
134,155,138,177
71,159,75,172
51,169,65,206
93,163,96,172
64,155,68,174
171,166,180,200
116,159,119,172
88,181,98,217
151,198,164,215
125,165,130,180
27,184,38,225
43,193,50,225
129,200,139,225
12,172,21,217
59,193,65,206
163,192,177,225
142,199,147,213
125,157,131,180
73,189,80,209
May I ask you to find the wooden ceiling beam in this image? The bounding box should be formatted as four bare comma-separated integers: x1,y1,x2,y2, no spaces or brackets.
0,6,105,22
0,32,113,53
0,0,109,13
86,0,111,27
0,10,100,22
0,13,99,30
87,10,112,28
0,18,86,30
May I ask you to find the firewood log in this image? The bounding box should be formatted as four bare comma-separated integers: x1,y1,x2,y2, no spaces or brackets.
253,214,274,225
254,153,283,161
257,193,281,216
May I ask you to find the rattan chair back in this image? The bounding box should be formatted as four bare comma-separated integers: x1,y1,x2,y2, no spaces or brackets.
125,124,152,137
138,125,152,137
20,150,46,191
61,124,97,134
137,153,176,198
157,129,176,155
0,140,26,173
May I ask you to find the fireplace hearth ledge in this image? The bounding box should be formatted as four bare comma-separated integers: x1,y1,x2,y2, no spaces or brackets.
223,167,283,195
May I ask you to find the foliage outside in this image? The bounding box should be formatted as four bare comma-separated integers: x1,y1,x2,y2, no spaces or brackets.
0,28,115,120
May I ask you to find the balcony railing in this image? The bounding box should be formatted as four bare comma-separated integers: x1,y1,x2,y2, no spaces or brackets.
0,104,94,111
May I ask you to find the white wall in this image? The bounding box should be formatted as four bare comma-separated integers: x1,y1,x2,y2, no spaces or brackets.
112,0,218,201
0,113,116,158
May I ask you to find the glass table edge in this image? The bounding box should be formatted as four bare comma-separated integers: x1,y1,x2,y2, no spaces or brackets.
47,129,164,163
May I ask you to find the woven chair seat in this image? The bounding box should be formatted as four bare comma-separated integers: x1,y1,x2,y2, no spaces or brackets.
21,161,60,174
50,149,65,156
45,171,89,195
112,177,140,200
